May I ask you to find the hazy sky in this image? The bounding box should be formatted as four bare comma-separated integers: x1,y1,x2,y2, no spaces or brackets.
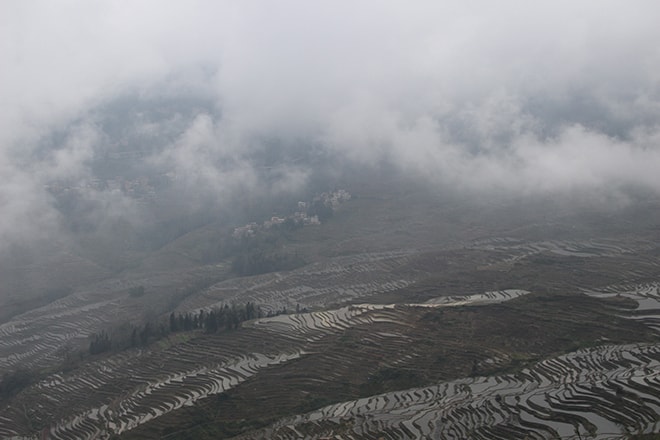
2,1,660,247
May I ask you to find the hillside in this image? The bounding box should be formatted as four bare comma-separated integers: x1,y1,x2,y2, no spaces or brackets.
0,186,659,439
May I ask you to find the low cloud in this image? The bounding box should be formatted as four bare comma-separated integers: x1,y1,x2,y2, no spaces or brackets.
2,1,660,251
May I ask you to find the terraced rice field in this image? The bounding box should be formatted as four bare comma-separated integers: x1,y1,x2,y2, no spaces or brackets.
0,293,130,371
0,327,304,439
231,283,660,440
1,237,655,374
0,251,424,374
468,237,652,258
0,291,528,439
177,250,424,314
585,283,660,333
0,263,223,372
234,342,660,439
1,234,659,440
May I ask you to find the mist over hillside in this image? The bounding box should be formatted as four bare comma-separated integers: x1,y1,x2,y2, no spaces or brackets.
2,0,660,346
2,2,660,439
2,1,660,259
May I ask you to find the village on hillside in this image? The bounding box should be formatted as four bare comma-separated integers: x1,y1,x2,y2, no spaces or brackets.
232,189,351,239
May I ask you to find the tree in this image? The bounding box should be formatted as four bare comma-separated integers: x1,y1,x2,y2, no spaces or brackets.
246,302,256,320
89,331,111,355
140,323,152,346
0,370,35,399
131,328,137,347
169,313,178,332
205,310,218,333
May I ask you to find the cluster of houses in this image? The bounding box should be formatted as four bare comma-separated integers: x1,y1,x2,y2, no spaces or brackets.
232,222,260,239
232,189,351,239
317,188,352,208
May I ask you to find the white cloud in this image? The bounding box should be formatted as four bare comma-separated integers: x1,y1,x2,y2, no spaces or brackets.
2,0,660,249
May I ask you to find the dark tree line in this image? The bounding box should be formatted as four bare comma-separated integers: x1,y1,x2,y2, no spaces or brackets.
203,302,263,333
88,302,266,356
0,370,35,400
89,331,111,355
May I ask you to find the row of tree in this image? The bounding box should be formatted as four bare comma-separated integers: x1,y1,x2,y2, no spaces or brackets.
89,331,112,355
0,370,35,400
88,302,287,356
